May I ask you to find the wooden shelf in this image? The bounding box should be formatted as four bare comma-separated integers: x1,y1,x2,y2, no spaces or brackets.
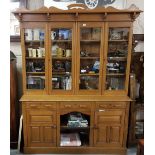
26,57,45,60
107,57,127,61
61,126,90,130
80,57,99,59
80,73,99,76
26,72,45,75
81,40,100,43
25,40,44,43
26,75,45,79
52,40,72,43
52,57,72,60
60,145,89,148
108,40,128,42
106,73,125,76
52,72,71,75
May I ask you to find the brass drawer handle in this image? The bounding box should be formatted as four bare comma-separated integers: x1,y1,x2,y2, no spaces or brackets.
98,109,105,112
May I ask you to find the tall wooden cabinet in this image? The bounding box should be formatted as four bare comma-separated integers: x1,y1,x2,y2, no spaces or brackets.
10,52,19,148
13,4,141,154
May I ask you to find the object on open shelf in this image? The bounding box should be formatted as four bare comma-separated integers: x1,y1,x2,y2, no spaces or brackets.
60,133,81,146
67,113,88,128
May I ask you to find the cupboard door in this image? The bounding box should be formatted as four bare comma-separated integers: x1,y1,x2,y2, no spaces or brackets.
21,22,48,94
77,22,104,95
103,22,132,95
49,22,75,94
94,108,125,147
28,125,56,147
26,109,56,147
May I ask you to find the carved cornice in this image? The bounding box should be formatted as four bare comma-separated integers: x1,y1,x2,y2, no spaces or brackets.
13,4,142,14
12,4,142,22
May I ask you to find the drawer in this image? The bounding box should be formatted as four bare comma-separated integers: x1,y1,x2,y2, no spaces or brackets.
95,109,124,125
30,115,53,123
96,102,126,109
26,102,57,110
98,115,121,124
60,102,91,110
28,111,56,123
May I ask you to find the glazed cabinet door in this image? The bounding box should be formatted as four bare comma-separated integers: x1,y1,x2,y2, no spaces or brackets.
103,22,132,95
49,22,75,94
94,109,125,147
21,22,48,94
26,107,56,147
77,22,104,95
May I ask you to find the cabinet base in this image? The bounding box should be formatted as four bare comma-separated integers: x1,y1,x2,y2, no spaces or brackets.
24,147,127,154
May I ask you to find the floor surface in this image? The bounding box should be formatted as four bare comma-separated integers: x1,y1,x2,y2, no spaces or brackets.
10,147,137,155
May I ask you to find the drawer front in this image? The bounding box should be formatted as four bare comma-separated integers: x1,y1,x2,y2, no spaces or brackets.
30,115,53,123
98,115,121,124
60,102,91,110
26,102,57,110
28,111,56,123
95,109,125,125
96,102,126,109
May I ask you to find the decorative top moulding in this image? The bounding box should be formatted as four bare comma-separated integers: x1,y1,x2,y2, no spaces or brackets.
12,4,142,14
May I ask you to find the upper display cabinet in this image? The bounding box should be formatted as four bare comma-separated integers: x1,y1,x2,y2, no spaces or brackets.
13,4,141,95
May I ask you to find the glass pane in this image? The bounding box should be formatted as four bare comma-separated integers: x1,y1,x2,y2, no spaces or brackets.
51,28,72,90
80,76,99,90
79,28,101,90
24,28,46,90
105,28,129,90
106,76,125,90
